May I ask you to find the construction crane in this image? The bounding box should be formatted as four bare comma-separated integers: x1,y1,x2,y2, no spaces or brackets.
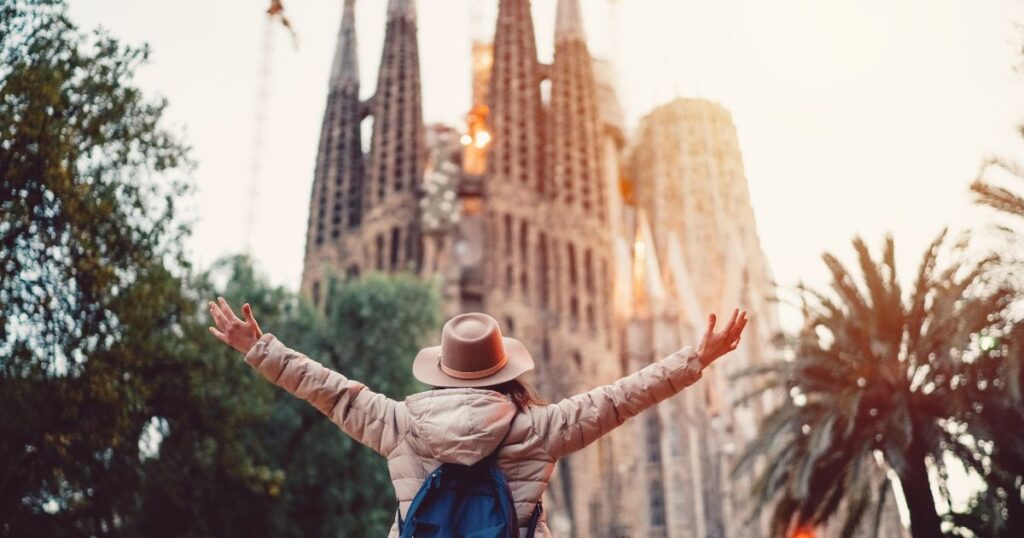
245,1,298,255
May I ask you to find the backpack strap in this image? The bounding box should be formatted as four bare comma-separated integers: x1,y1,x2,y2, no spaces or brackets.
524,501,543,538
397,466,444,536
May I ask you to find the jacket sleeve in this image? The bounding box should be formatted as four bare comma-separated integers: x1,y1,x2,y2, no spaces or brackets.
531,346,704,460
243,333,407,457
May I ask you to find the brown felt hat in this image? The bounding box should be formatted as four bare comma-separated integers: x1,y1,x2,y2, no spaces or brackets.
413,312,534,388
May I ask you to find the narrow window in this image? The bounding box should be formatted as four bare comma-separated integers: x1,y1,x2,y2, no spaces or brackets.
645,412,662,464
568,243,578,285
519,220,529,296
584,249,594,292
376,233,385,270
504,214,513,256
390,226,401,270
649,479,666,527
538,233,549,308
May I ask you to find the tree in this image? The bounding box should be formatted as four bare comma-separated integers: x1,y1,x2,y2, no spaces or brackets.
122,256,297,537
0,0,194,534
732,232,1014,537
0,2,443,534
964,142,1024,535
264,273,440,537
126,262,441,538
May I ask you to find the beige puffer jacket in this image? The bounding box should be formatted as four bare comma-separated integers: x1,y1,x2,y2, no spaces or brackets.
244,333,704,538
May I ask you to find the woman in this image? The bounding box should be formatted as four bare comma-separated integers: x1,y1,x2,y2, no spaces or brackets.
208,297,747,537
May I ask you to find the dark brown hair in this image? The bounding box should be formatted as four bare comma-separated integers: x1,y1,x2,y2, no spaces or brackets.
483,378,547,412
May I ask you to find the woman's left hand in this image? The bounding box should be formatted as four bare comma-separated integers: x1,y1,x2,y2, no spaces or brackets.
208,297,263,354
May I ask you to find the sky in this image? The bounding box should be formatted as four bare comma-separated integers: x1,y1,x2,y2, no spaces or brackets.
69,0,1024,330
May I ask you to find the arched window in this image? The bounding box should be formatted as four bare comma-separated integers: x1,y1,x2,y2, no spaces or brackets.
584,248,594,292
538,232,549,308
568,243,578,285
645,411,662,464
519,220,529,297
504,214,514,291
390,226,401,270
568,243,579,325
649,479,666,527
503,214,513,256
376,233,385,270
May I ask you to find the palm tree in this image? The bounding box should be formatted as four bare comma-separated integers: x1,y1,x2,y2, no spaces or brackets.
967,159,1024,535
732,231,1013,537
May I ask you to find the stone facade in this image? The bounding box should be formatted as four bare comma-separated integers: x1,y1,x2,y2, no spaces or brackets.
299,1,813,537
627,99,783,538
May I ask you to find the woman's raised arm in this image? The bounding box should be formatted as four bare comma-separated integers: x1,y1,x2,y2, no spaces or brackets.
531,308,748,460
208,298,407,457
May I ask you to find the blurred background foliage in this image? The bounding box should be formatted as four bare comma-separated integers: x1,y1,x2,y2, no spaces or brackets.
732,231,1024,537
731,43,1024,537
0,1,440,536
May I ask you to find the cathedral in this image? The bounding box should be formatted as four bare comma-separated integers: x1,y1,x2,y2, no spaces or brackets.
300,0,792,536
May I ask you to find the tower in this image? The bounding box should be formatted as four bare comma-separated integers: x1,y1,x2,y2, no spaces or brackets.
302,0,426,304
301,0,365,305
363,0,425,274
544,1,623,534
550,0,605,223
546,0,613,352
480,0,547,356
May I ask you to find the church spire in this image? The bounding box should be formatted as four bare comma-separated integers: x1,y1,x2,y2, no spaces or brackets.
555,0,585,43
362,0,424,271
301,0,367,302
329,0,359,86
366,0,423,206
387,0,416,20
487,0,545,192
549,0,604,221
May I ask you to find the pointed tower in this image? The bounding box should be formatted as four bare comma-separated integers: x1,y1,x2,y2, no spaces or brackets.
544,0,614,355
301,0,365,305
363,0,425,273
549,0,604,222
487,0,544,195
478,0,548,360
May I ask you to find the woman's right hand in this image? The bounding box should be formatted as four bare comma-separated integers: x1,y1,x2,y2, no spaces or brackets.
696,308,748,367
208,297,263,354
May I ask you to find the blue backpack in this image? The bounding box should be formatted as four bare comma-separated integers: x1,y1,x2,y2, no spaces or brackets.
398,452,542,538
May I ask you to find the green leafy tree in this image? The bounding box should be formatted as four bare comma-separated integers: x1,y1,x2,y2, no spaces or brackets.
129,263,441,538
263,273,441,537
732,232,1015,537
122,256,296,537
0,0,193,534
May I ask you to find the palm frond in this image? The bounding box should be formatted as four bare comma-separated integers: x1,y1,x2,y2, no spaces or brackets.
907,229,948,352
971,170,1024,218
867,473,892,538
732,402,803,479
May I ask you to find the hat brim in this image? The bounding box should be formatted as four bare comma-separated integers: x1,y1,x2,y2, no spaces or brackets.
412,337,535,388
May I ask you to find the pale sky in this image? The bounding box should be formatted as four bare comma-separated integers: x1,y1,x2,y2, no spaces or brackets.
70,0,1024,329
